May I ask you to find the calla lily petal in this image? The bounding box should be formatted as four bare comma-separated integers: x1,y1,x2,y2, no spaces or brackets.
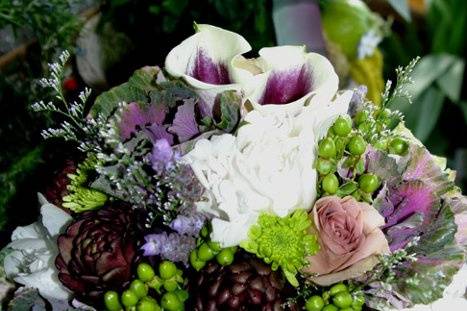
233,45,338,112
165,24,251,89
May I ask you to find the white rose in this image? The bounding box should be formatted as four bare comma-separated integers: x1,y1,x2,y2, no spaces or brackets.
3,194,72,300
184,91,352,247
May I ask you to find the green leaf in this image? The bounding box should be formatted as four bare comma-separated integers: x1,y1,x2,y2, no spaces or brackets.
455,100,467,123
214,91,241,132
436,58,465,103
336,181,358,197
405,87,445,142
91,66,161,118
387,0,411,21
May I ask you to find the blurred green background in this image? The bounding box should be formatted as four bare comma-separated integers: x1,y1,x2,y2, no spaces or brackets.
0,0,466,246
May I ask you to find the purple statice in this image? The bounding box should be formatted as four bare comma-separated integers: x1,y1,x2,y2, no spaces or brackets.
142,232,196,265
169,213,206,237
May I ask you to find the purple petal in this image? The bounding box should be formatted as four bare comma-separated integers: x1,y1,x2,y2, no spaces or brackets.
376,181,436,250
145,124,174,145
120,102,167,140
259,64,312,105
168,101,200,142
189,49,231,85
151,139,174,171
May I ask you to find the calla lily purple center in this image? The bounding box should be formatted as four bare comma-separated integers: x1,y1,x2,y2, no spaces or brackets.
189,49,231,85
260,64,313,105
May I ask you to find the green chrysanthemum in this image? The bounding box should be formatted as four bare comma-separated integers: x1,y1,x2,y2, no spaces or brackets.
62,155,107,213
240,210,319,287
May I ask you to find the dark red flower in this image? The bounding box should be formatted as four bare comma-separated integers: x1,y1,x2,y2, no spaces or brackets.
55,204,137,301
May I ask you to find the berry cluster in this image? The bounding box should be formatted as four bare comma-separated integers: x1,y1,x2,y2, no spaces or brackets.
189,226,238,271
317,116,380,202
104,262,187,311
305,283,365,311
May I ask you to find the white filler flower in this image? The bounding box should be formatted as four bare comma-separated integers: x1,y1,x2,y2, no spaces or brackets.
3,194,72,300
184,91,352,247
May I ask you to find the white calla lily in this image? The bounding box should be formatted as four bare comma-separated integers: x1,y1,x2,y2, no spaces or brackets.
165,24,251,115
232,45,339,114
184,91,352,247
3,194,72,300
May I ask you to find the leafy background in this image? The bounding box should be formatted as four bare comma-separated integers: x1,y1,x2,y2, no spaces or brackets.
0,0,466,249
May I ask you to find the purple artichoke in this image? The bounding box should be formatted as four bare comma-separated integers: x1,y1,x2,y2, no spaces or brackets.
55,204,138,301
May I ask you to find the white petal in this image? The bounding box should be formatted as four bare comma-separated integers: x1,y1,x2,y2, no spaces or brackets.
233,45,338,112
18,268,71,300
165,24,250,90
10,223,42,241
40,202,72,237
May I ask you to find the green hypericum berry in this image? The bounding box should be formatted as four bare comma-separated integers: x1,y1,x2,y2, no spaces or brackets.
389,137,409,155
316,158,333,175
339,308,354,311
163,279,179,292
322,305,338,311
216,248,235,266
347,135,367,155
161,292,182,311
318,137,337,159
354,110,368,125
197,243,215,261
374,138,389,151
121,289,139,308
353,294,365,306
130,279,148,299
207,241,222,252
358,173,380,193
332,116,352,136
332,292,353,308
190,250,206,271
305,295,325,311
322,174,339,194
104,291,122,311
329,283,348,296
159,261,177,280
137,263,155,282
137,297,161,311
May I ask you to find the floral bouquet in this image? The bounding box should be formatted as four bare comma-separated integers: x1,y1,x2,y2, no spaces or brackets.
1,25,467,311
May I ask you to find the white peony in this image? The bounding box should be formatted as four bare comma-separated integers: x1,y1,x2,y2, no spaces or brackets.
3,194,72,300
184,91,352,247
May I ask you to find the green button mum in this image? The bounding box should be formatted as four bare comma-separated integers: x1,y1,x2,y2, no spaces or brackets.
240,210,319,287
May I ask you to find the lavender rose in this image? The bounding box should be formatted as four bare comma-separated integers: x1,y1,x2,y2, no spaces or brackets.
303,196,389,285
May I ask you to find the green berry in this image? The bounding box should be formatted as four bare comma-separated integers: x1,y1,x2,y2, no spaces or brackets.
322,174,339,194
347,135,367,155
121,290,139,308
353,294,365,306
137,263,155,282
137,297,161,311
329,283,348,296
316,158,333,175
358,173,380,193
163,279,179,292
318,137,337,159
130,279,148,299
208,241,222,252
216,248,235,266
197,243,215,261
104,291,122,311
332,116,352,136
332,292,353,308
357,121,372,133
305,295,325,311
190,250,206,271
374,138,389,151
354,110,368,125
161,292,182,311
389,137,409,155
339,308,354,311
322,305,338,311
159,261,177,280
